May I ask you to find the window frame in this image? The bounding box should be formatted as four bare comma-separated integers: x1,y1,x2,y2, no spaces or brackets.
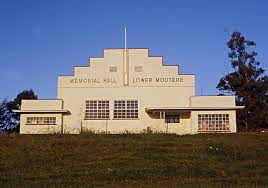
198,114,230,132
26,117,56,125
109,66,117,72
84,100,110,120
165,114,180,123
113,100,138,120
134,66,143,72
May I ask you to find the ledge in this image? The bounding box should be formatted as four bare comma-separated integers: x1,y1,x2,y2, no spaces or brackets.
145,106,244,113
13,110,70,114
197,130,231,133
26,124,58,125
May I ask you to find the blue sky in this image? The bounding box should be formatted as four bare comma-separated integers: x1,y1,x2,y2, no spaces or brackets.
0,0,267,100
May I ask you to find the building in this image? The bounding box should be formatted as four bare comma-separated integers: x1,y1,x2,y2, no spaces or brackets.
14,48,243,134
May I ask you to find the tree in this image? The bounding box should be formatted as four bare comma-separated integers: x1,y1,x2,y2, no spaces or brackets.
217,32,268,131
7,89,38,132
0,99,17,133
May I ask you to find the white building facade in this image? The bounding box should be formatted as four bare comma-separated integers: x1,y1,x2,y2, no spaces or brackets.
15,48,243,134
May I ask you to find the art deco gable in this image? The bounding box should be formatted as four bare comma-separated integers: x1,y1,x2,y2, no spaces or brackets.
58,49,195,88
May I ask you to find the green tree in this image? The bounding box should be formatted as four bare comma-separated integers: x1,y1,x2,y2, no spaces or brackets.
7,89,38,132
0,99,16,132
217,32,268,131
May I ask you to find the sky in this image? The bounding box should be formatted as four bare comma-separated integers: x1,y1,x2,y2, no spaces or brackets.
0,0,267,100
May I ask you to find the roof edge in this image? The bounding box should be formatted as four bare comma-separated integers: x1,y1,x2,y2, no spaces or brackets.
145,106,245,112
13,110,69,113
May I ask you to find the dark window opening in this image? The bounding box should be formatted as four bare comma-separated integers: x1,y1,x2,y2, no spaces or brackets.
165,115,180,123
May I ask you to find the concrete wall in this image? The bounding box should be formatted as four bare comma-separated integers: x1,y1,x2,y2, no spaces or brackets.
20,113,63,134
190,96,235,107
58,49,195,134
59,87,194,134
21,100,63,110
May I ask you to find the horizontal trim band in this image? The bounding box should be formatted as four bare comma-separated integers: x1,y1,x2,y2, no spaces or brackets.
13,110,69,113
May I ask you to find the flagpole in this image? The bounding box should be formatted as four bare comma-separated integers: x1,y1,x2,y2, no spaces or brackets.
123,26,129,86
124,27,127,50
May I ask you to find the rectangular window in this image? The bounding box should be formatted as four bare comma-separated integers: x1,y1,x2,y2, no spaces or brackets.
198,114,230,132
26,117,56,125
165,115,180,123
109,67,117,72
134,66,143,72
85,100,109,120
114,100,138,119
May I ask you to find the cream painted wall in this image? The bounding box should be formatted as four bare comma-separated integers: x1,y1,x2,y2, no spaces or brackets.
190,96,235,107
58,49,195,88
21,100,63,110
58,49,196,134
20,113,63,134
59,86,194,134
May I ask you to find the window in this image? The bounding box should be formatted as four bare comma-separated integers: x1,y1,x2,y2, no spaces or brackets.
198,114,230,131
26,117,56,125
165,115,180,123
85,100,109,119
114,100,138,119
109,67,117,72
134,66,143,72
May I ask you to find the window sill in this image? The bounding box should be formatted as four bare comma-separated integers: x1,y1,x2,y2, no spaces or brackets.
84,118,139,120
84,119,110,120
165,122,180,124
26,124,57,125
113,118,139,120
197,130,231,132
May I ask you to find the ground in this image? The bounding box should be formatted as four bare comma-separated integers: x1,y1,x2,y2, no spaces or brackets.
0,133,267,187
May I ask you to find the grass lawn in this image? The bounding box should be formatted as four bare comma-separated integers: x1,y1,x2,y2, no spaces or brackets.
0,133,267,187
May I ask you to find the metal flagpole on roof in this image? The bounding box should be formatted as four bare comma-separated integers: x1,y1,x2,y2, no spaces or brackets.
124,27,127,50
123,26,129,86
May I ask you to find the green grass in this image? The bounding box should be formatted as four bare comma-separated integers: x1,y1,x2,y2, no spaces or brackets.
0,133,267,187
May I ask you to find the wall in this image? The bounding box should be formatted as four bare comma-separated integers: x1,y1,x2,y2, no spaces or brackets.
190,96,235,107
20,113,63,134
58,49,195,134
21,100,63,110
